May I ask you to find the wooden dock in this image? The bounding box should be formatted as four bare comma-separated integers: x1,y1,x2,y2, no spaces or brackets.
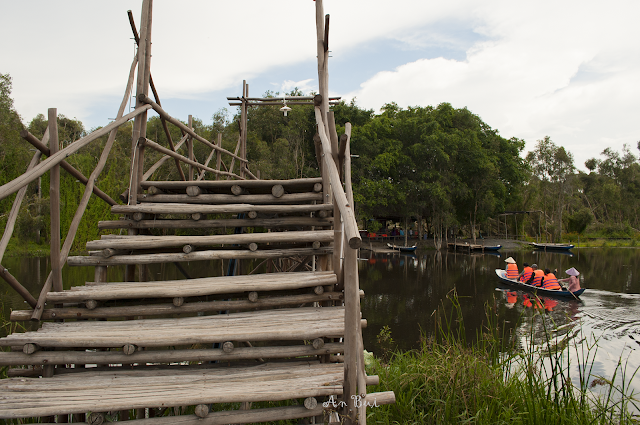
0,1,393,423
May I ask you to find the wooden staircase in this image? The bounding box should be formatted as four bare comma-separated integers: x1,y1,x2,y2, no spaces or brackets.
0,1,394,422
0,178,392,423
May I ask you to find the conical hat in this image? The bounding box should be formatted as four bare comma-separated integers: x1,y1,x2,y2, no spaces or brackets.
504,257,516,264
565,267,580,276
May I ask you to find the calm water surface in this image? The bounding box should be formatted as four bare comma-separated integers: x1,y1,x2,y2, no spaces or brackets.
1,248,638,400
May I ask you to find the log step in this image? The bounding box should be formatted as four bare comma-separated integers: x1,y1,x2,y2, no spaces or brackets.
111,202,333,216
0,307,345,349
67,246,331,266
97,216,333,230
141,177,322,194
0,361,343,419
138,192,322,204
46,271,337,303
86,230,334,251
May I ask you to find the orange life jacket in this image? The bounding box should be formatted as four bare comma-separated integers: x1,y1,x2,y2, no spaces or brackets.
542,273,561,290
530,269,544,287
520,266,533,282
506,263,519,279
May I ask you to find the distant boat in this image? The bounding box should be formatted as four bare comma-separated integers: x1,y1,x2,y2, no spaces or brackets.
481,245,502,251
531,242,574,251
387,243,417,252
494,269,585,298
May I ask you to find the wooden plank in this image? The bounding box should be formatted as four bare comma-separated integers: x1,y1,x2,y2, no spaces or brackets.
97,216,333,230
11,291,345,321
0,307,345,348
47,271,336,302
111,202,333,216
0,105,151,202
139,192,322,204
86,230,333,250
0,363,343,419
0,342,344,366
140,177,322,191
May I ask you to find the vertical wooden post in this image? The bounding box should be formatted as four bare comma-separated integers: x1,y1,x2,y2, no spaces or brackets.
188,115,194,181
343,243,359,424
240,80,248,179
129,0,152,205
48,108,62,294
216,133,222,180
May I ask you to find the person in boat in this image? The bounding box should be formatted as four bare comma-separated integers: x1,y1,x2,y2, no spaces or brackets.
526,264,545,287
518,262,533,283
542,268,561,290
505,257,519,279
558,267,581,292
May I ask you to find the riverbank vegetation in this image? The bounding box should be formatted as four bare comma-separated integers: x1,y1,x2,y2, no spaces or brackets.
365,294,639,424
1,72,639,254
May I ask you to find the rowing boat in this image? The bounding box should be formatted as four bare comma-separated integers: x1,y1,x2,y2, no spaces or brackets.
387,243,417,252
495,269,585,298
530,242,574,251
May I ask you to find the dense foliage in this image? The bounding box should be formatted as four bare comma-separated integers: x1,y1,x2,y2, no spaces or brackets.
1,73,638,253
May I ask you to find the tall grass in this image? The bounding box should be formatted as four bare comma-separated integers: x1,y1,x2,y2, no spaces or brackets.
365,290,639,424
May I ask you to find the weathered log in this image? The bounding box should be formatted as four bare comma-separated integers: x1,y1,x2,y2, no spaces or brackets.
0,342,344,366
98,216,334,230
271,184,285,198
222,341,234,353
312,338,324,350
248,243,258,252
87,412,105,425
182,244,194,254
0,265,37,308
312,241,322,250
49,108,62,294
313,182,323,193
23,343,40,355
141,177,322,192
313,286,324,295
191,213,203,221
186,186,201,197
315,108,361,249
123,344,137,355
365,391,396,406
12,292,344,321
132,212,145,222
366,375,379,386
142,133,189,181
0,105,151,202
112,202,333,216
172,297,184,307
248,211,258,219
317,210,328,219
85,300,98,310
231,184,244,196
85,230,334,251
147,186,163,196
248,291,259,302
139,192,322,205
304,397,318,410
195,404,209,419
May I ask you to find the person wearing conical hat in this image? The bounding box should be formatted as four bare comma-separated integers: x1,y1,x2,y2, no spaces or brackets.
559,267,581,292
505,257,519,279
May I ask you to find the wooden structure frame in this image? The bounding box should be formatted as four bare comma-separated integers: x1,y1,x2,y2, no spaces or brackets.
0,1,393,423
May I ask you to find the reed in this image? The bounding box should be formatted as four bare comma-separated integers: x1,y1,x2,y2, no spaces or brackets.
364,291,639,424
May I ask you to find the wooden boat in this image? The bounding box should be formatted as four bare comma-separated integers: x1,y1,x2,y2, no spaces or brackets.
481,245,502,251
530,242,574,251
387,243,417,252
495,269,585,298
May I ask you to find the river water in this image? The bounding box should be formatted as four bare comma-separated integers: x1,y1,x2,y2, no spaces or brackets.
1,248,639,404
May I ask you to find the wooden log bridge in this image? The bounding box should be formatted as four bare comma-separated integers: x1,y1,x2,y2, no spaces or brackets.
0,1,393,423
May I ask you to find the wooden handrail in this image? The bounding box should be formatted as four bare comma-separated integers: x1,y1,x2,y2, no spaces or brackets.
314,107,361,249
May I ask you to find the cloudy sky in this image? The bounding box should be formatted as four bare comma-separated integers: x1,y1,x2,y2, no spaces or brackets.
2,0,639,170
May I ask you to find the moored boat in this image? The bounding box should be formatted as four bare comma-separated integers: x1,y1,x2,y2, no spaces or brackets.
387,243,417,252
495,269,585,298
530,242,574,251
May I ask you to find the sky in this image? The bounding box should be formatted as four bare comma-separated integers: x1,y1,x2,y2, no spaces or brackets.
2,0,639,170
